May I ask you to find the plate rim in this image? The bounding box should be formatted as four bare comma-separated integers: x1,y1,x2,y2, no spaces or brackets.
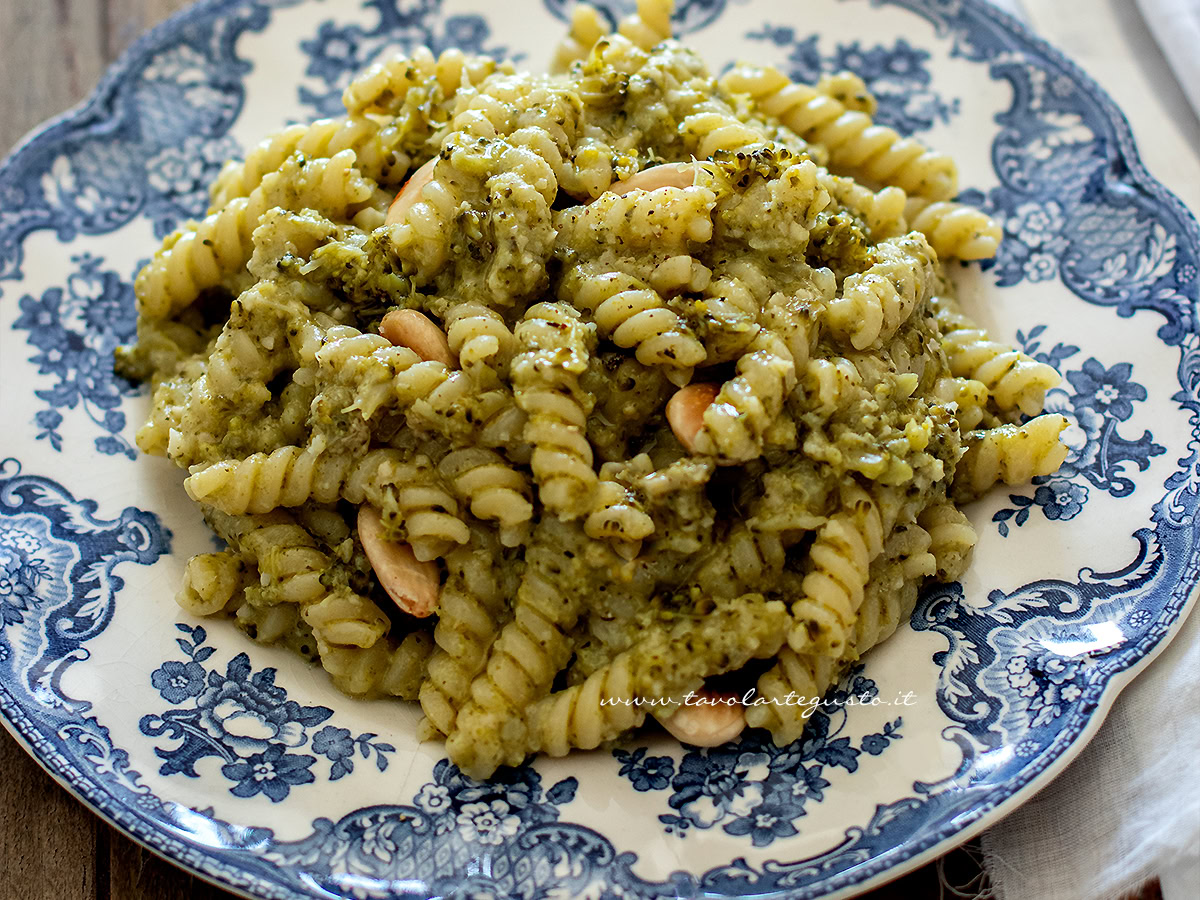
1,0,1198,897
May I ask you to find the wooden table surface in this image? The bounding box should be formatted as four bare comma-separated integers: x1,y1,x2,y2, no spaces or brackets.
0,2,1162,899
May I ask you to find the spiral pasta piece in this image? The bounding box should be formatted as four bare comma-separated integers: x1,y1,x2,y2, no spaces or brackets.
691,523,786,598
204,508,330,607
584,476,655,556
235,601,309,650
692,331,797,462
209,116,408,211
720,64,958,201
137,151,377,321
953,415,1070,502
908,199,1003,261
176,550,249,616
318,631,436,698
918,500,978,581
185,446,405,516
302,586,391,648
818,171,907,240
406,369,529,451
787,485,885,657
375,459,471,562
342,46,499,117
551,2,608,73
932,294,1061,415
566,268,706,382
681,110,771,159
529,594,787,757
556,182,717,251
314,325,430,422
847,523,935,655
931,376,989,431
390,132,558,294
439,448,534,546
445,522,594,777
419,532,511,735
444,301,517,371
511,302,599,517
617,0,674,51
815,71,877,115
825,233,937,350
743,646,840,744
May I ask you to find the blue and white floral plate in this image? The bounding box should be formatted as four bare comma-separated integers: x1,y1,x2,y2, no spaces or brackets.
1,1,1198,898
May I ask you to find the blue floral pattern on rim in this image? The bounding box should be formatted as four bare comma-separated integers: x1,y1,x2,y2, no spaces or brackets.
614,668,905,847
542,0,728,36
0,457,170,706
11,254,141,459
298,0,515,117
0,1,289,280
248,761,579,896
991,328,1164,535
745,27,958,135
140,624,395,801
0,1,1197,899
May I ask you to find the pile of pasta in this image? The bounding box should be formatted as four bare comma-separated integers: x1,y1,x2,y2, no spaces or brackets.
118,0,1068,779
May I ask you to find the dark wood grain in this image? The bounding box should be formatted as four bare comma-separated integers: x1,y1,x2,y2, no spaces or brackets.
0,727,238,899
0,0,191,155
0,729,99,898
0,2,1167,899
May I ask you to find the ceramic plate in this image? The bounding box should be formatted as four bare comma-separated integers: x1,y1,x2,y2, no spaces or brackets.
1,1,1198,898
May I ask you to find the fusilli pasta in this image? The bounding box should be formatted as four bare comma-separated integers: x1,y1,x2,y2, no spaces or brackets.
120,2,1071,779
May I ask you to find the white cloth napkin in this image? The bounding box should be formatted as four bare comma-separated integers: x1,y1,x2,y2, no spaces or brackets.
979,612,1200,900
1135,0,1200,123
975,3,1200,900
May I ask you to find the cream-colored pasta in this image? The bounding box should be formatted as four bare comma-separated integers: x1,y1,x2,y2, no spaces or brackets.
847,523,935,654
932,375,990,431
302,587,391,648
825,233,936,349
318,631,436,698
176,550,248,616
236,601,304,646
563,267,706,383
529,594,788,757
933,293,1061,415
691,523,786,599
551,2,608,73
137,151,377,321
744,646,840,744
420,531,511,735
584,474,655,550
908,198,1003,261
184,446,403,515
954,415,1071,501
209,116,408,211
819,172,908,240
692,330,797,462
617,0,674,51
205,509,331,606
815,71,877,114
511,302,600,517
444,301,517,371
445,521,595,775
438,448,534,546
374,457,472,561
919,500,978,581
787,485,885,657
120,5,1071,779
554,180,718,250
720,63,958,201
342,46,500,117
